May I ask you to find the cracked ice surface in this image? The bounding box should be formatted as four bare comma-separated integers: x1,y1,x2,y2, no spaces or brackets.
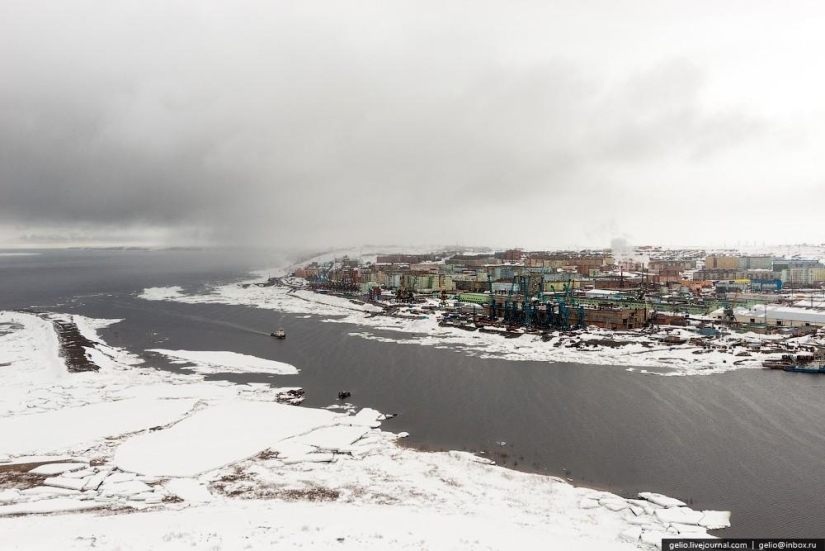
114,402,338,477
0,398,198,457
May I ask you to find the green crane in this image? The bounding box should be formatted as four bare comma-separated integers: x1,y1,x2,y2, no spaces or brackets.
487,274,496,320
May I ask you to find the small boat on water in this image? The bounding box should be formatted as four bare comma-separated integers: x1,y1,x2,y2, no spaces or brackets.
783,364,825,374
271,329,286,339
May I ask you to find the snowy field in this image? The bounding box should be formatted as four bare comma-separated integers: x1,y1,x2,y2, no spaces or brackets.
0,309,731,549
138,279,808,376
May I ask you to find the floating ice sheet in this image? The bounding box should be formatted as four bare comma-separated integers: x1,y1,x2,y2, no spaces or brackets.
149,349,299,375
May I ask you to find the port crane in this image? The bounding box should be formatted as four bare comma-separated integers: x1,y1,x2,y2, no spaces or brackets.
487,274,496,320
503,276,519,323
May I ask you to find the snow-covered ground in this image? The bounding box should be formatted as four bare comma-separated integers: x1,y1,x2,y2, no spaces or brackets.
0,310,731,549
138,280,810,376
148,349,299,375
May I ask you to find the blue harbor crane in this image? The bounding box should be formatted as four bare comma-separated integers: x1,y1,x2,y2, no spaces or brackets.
538,274,545,303
547,284,569,330
519,274,533,329
487,274,496,320
503,276,518,323
562,280,586,329
537,274,553,328
546,301,557,328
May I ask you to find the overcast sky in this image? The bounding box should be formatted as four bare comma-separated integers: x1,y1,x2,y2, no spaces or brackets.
2,1,824,250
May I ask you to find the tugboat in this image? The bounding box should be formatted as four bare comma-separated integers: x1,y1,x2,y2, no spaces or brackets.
271,329,286,339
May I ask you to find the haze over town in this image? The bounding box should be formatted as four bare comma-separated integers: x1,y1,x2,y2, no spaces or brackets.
2,1,825,250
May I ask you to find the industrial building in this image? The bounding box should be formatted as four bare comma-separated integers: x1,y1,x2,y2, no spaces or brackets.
298,247,825,334
728,304,825,328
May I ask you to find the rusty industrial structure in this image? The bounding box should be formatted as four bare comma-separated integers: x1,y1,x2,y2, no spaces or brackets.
290,247,825,333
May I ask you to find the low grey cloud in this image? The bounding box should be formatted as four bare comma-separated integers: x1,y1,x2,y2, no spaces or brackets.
592,59,768,163
0,1,814,249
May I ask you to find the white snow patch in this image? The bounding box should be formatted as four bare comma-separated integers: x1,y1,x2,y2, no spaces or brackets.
579,498,601,509
699,510,732,529
281,452,336,464
148,349,299,375
114,402,338,476
0,489,20,502
0,397,197,456
671,522,709,535
99,479,153,497
654,506,705,525
0,498,105,516
138,286,186,301
448,450,496,465
339,407,383,428
618,526,642,543
43,476,88,491
0,456,79,466
28,462,88,475
19,486,81,497
638,492,686,508
164,479,213,503
290,425,370,452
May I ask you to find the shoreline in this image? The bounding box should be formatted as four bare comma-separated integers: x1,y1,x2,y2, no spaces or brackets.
0,309,732,547
138,278,793,377
400,437,715,517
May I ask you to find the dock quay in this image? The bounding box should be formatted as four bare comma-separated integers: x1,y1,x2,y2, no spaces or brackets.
15,311,101,373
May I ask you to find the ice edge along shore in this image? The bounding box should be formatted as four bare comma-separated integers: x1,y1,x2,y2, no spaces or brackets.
139,275,799,377
0,310,730,549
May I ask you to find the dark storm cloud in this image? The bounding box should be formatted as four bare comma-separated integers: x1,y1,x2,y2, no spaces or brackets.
0,119,232,226
0,1,773,247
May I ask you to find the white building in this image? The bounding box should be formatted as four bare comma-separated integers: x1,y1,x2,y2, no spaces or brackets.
728,304,825,328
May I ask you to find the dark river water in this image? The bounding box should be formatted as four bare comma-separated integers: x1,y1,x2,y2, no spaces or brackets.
2,249,824,538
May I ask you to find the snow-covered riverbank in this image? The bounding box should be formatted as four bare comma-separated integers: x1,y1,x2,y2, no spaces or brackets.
138,280,814,376
0,310,730,548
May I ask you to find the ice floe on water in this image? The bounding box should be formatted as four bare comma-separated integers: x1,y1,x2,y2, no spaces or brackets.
0,309,733,548
139,283,383,317
148,349,299,375
138,286,187,301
